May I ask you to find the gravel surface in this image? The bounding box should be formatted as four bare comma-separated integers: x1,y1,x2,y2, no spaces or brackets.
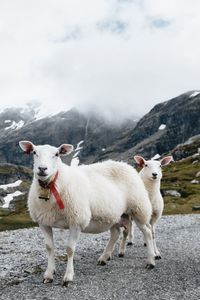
0,215,200,300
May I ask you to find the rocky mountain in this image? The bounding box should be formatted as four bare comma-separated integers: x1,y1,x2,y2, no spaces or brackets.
95,91,200,163
0,90,199,167
0,106,138,167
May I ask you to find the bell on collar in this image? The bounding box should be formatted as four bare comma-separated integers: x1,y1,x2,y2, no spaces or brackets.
39,187,51,201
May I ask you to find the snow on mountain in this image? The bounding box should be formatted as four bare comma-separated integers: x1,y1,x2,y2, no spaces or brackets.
158,124,166,130
189,91,200,98
5,120,25,131
0,180,22,190
2,190,23,209
70,140,84,166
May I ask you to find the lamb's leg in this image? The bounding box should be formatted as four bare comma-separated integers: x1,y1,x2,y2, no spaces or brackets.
150,218,161,259
98,224,120,265
40,224,55,283
62,226,81,286
135,221,155,269
127,221,134,246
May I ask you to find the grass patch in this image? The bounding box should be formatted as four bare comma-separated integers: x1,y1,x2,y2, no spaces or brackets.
162,155,200,215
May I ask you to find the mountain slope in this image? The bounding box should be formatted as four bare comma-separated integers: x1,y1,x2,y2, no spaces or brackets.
0,107,138,166
96,91,200,162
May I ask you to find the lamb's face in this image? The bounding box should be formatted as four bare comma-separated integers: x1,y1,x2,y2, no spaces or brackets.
134,155,173,182
19,141,73,181
141,160,162,181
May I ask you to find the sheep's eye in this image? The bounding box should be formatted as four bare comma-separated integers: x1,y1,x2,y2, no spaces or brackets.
55,153,59,157
33,151,36,155
145,164,148,167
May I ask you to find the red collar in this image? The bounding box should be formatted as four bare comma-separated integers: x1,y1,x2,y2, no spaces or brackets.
38,171,65,210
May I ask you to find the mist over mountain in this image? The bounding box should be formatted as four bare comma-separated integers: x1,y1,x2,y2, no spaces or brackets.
0,91,199,168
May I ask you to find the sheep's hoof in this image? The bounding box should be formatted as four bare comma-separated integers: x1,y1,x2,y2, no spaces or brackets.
107,256,111,261
145,263,155,270
43,278,53,284
155,255,161,260
127,242,133,246
144,243,147,247
118,253,124,258
97,260,107,266
62,280,70,287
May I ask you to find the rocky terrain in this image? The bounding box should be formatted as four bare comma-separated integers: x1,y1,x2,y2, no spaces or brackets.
0,215,200,300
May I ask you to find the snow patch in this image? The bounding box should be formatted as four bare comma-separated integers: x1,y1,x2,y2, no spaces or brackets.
70,140,84,166
2,191,23,209
102,148,106,152
75,140,84,151
4,120,11,123
189,91,200,98
0,180,22,190
151,154,161,160
158,124,166,130
71,157,80,167
5,120,24,130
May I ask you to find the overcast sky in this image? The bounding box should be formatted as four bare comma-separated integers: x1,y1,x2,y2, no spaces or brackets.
0,0,200,119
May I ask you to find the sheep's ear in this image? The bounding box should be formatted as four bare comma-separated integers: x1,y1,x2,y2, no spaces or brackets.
134,155,146,167
19,141,35,154
58,144,74,156
161,156,174,166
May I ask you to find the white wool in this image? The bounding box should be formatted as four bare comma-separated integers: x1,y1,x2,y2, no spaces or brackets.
19,141,155,284
130,155,173,258
28,159,152,230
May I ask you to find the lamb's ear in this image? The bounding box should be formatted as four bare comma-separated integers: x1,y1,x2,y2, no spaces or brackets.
161,156,174,166
19,141,35,154
58,144,74,156
134,155,146,167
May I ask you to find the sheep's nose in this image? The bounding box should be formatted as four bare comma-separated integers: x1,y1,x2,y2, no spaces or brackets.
152,172,158,177
38,166,47,172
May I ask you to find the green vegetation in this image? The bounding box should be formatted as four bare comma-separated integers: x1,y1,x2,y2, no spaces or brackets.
162,155,200,214
0,194,36,231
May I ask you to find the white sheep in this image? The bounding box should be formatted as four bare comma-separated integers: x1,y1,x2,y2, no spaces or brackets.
127,155,173,259
19,141,156,286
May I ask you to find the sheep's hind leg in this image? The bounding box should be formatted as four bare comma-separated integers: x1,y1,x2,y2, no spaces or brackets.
40,224,55,283
62,226,81,286
119,227,129,257
98,224,120,265
135,221,155,269
127,221,134,246
119,219,132,256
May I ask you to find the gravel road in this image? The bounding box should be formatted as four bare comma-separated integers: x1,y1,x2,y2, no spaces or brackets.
0,214,200,300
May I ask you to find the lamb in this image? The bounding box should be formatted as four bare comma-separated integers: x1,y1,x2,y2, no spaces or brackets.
127,155,173,259
19,141,156,286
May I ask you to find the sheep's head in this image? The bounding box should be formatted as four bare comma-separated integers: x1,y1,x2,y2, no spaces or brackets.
134,155,173,182
19,141,73,181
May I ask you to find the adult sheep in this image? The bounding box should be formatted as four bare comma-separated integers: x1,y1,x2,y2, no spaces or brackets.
19,141,155,286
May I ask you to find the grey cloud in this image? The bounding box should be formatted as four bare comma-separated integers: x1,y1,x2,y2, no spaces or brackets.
96,19,128,34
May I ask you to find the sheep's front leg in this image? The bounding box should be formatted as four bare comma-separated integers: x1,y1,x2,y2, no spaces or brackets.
62,226,81,286
40,224,55,283
135,221,155,269
151,223,161,259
